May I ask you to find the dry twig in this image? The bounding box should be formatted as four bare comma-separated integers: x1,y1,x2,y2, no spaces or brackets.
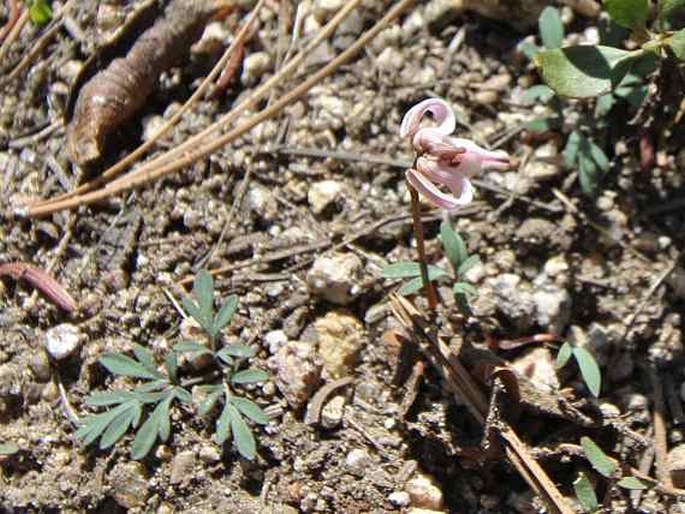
389,294,574,514
0,262,77,312
23,0,414,217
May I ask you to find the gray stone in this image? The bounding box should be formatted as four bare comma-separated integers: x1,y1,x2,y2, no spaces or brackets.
265,330,288,355
487,274,535,331
669,445,685,488
308,180,344,215
345,448,372,473
311,310,364,379
268,341,322,410
170,450,195,485
29,351,51,382
532,285,571,333
43,323,82,361
241,52,271,85
405,472,444,510
109,462,149,509
306,253,363,305
320,395,346,429
388,491,411,507
199,445,221,464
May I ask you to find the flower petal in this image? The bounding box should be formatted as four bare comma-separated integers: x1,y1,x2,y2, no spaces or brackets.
446,138,510,175
416,156,462,188
406,169,472,212
400,98,456,139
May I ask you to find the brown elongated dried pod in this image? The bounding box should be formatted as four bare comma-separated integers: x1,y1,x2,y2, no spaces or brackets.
67,0,221,167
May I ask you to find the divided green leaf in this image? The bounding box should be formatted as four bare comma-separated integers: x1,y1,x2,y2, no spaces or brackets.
130,396,172,460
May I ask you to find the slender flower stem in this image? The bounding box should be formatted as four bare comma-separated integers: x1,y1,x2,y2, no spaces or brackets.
408,182,438,310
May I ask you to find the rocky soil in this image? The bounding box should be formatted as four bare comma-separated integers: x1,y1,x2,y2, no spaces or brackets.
1,0,685,512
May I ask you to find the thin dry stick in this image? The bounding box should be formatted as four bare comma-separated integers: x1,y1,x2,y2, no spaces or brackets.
0,0,20,43
389,294,574,514
41,0,264,203
29,0,364,211
0,262,77,312
650,367,673,489
0,6,27,64
1,0,73,82
408,184,438,309
24,0,414,217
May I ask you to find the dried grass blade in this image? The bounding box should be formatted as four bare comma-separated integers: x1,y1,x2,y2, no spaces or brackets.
24,0,411,217
388,293,574,514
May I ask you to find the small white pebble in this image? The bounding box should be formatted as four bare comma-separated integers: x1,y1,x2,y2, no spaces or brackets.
44,324,82,361
388,491,411,507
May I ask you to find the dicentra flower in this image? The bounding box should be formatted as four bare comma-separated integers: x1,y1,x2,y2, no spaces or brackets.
400,98,510,212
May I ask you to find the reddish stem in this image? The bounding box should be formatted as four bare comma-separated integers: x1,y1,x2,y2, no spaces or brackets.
0,0,20,43
408,184,438,310
0,262,77,312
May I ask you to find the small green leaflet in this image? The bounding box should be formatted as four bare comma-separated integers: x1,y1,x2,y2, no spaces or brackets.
616,476,647,490
381,262,448,279
556,342,573,367
131,395,174,460
227,404,256,460
27,0,52,25
230,396,269,425
99,352,163,381
603,0,648,30
232,369,269,385
538,6,564,50
215,400,233,445
193,269,214,316
581,436,616,477
214,295,238,335
440,221,467,270
0,442,19,455
573,472,598,512
522,84,555,104
573,346,602,397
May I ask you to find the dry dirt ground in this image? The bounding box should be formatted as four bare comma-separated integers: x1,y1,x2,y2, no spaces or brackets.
1,0,685,512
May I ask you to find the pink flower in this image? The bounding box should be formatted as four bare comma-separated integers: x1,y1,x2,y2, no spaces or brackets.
400,98,510,212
